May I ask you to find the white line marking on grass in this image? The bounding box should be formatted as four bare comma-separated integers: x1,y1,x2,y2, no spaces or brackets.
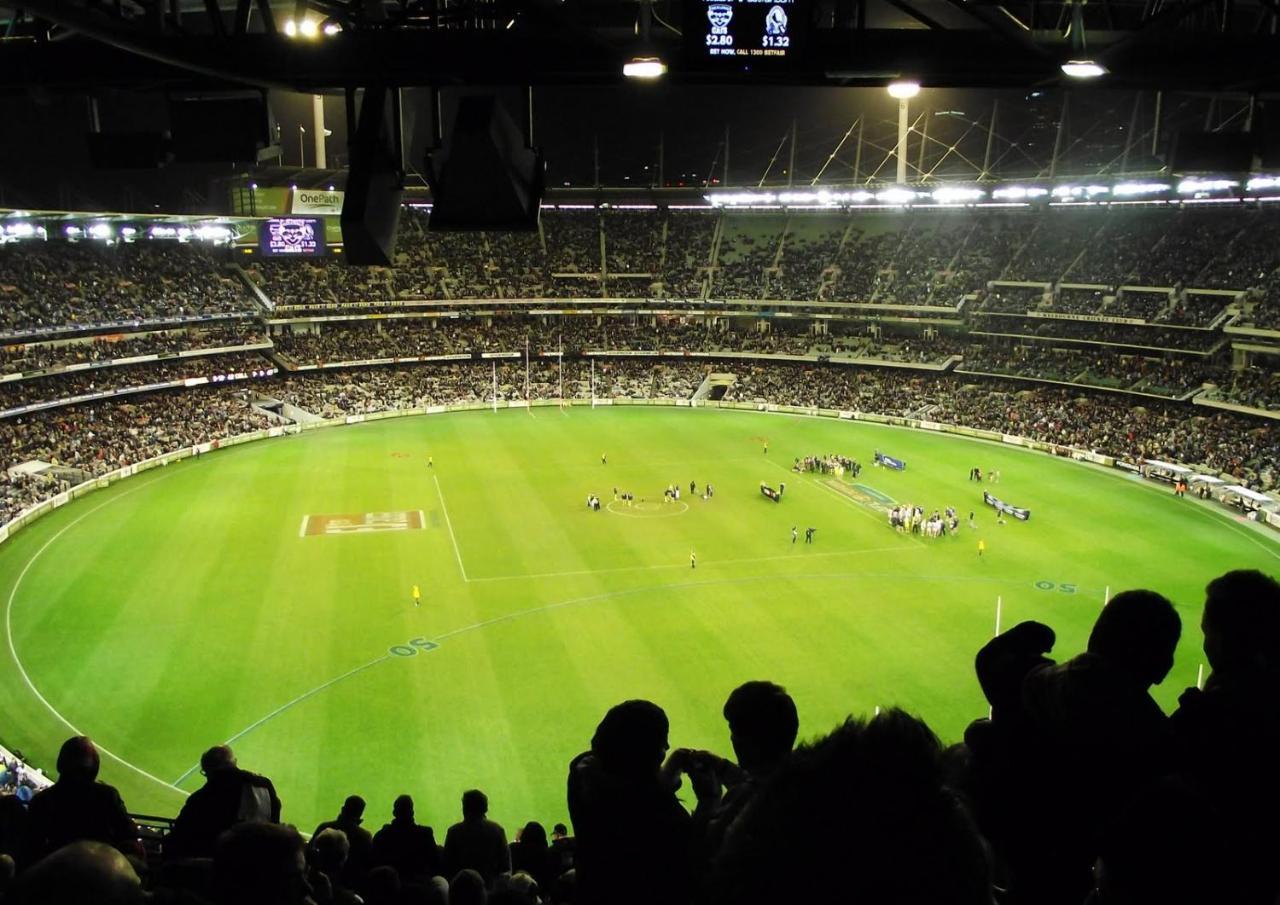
4,471,190,797
467,544,923,583
433,475,469,582
298,515,310,538
171,654,392,787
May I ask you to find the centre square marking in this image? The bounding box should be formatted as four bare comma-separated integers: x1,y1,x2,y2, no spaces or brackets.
303,511,426,536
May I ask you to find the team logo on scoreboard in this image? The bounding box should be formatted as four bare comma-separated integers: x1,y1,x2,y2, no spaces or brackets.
707,4,733,32
266,218,319,254
765,5,788,35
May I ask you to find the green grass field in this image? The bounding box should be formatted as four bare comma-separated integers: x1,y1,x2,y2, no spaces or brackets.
1,406,1276,836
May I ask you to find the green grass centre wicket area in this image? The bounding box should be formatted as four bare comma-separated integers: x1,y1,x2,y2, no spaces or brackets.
1,406,1276,832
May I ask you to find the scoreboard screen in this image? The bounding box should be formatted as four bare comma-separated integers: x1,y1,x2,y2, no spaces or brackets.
689,0,803,64
260,217,324,256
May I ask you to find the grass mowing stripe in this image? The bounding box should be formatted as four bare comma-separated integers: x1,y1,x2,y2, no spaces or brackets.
172,653,394,787
4,470,189,797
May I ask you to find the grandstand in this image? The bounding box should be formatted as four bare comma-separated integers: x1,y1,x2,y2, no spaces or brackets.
4,0,1280,899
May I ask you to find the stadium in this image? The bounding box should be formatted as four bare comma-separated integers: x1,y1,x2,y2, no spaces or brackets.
1,2,1280,904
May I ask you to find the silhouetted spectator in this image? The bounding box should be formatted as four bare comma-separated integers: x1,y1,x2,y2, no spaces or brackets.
24,736,139,865
0,792,29,861
962,620,1057,890
509,821,554,892
310,827,360,905
1087,776,1230,905
1172,569,1280,905
312,795,374,888
450,867,488,905
707,709,992,905
167,744,281,859
0,852,14,902
372,794,442,883
548,821,575,878
704,681,798,859
490,870,541,905
8,840,144,905
361,864,401,905
443,789,510,886
213,821,314,905
979,591,1181,905
567,699,711,905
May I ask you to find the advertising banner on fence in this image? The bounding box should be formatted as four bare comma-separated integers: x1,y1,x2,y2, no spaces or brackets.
984,490,1031,520
290,190,344,215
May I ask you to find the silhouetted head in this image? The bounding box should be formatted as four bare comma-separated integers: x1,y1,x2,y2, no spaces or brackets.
450,868,488,905
1202,570,1280,676
708,708,991,905
393,794,415,820
591,699,669,777
723,681,799,774
462,789,488,819
551,823,569,839
519,821,547,848
312,827,350,875
55,736,100,783
339,794,366,821
1088,590,1181,686
9,841,142,905
363,866,401,905
214,822,311,905
200,745,236,776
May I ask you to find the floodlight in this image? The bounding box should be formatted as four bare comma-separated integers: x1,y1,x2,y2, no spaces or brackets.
876,187,918,204
283,19,298,36
623,57,667,79
298,18,318,37
1061,60,1106,79
322,22,341,35
887,81,921,99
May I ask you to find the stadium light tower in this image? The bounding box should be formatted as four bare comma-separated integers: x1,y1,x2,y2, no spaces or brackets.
887,81,920,184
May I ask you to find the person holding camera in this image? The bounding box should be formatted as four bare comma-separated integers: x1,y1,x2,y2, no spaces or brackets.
566,700,721,905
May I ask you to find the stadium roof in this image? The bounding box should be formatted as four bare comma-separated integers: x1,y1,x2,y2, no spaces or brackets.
4,0,1280,92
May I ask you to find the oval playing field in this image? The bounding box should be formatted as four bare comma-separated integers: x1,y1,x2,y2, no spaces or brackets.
1,407,1276,832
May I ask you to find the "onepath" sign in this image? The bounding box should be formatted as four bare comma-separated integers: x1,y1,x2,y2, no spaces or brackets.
290,189,344,215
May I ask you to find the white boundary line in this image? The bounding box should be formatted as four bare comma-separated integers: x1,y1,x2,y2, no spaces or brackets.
467,543,923,583
433,475,469,582
298,515,310,538
4,471,189,797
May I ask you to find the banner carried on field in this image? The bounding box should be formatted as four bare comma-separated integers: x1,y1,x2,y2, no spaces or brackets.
874,450,906,471
983,490,1031,521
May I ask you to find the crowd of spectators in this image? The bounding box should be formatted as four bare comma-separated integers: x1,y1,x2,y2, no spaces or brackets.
271,318,969,367
1201,364,1280,412
0,324,266,377
0,385,274,524
2,571,1278,905
0,242,254,335
959,345,1227,397
10,207,1280,342
0,353,275,412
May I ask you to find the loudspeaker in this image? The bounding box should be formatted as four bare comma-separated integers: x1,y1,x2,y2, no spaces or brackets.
425,94,543,231
168,93,274,163
1256,104,1280,169
86,131,172,168
341,86,404,266
1167,130,1255,173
